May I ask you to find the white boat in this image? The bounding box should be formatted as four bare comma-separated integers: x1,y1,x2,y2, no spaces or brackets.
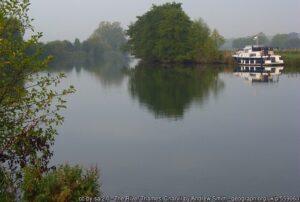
232,46,284,66
233,66,284,83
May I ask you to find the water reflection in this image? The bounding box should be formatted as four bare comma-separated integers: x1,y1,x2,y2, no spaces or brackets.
128,63,224,119
83,52,129,87
50,62,300,195
234,66,284,83
49,51,129,87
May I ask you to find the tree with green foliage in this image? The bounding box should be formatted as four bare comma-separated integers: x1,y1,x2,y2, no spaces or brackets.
39,21,128,68
42,40,86,66
271,34,288,49
89,21,127,51
211,29,225,49
187,18,210,62
0,0,74,192
126,3,224,63
126,3,192,63
74,38,81,51
22,164,100,202
0,0,100,200
187,20,225,63
271,33,300,49
232,32,269,49
71,21,128,66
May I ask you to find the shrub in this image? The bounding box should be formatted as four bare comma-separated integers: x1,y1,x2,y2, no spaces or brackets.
21,164,100,202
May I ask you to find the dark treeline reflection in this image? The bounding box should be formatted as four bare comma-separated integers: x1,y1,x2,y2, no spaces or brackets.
85,51,129,86
128,63,225,119
49,51,130,87
284,65,300,75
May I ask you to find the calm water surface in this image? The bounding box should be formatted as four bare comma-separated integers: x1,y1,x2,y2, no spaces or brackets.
52,62,300,196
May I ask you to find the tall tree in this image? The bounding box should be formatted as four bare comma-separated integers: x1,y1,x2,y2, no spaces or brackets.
127,3,193,63
126,3,224,63
0,0,75,197
211,29,225,48
89,21,127,51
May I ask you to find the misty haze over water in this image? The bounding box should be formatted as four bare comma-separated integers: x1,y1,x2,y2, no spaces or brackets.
29,0,300,41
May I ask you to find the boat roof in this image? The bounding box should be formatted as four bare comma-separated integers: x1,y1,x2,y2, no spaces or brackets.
243,45,273,51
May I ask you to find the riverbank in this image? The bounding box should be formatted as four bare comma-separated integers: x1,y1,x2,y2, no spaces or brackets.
278,50,300,67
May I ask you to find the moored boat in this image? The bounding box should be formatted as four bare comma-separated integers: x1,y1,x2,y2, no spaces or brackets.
232,46,284,66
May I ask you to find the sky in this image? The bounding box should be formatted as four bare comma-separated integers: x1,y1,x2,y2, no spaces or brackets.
29,0,300,42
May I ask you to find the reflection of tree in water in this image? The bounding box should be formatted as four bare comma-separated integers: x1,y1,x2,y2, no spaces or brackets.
284,65,300,76
48,51,130,87
84,51,129,87
128,63,224,119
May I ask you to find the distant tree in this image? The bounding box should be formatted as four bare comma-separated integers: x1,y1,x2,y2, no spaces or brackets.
74,38,81,51
232,32,269,49
256,32,269,46
89,21,127,51
211,29,225,48
271,33,300,49
42,40,87,66
40,21,128,67
81,21,127,65
285,37,300,49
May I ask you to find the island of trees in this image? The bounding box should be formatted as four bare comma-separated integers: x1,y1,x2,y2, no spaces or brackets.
126,3,225,64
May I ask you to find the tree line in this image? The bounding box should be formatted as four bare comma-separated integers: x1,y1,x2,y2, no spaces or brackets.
229,32,300,49
41,3,226,65
40,21,128,67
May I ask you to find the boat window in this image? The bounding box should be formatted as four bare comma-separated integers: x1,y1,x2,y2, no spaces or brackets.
253,47,262,51
257,67,263,72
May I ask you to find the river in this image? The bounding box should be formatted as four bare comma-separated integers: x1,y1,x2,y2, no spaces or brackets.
51,60,300,196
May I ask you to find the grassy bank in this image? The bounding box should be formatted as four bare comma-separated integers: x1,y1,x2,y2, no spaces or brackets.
278,50,300,67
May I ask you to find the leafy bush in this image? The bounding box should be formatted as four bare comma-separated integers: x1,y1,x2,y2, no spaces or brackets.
22,164,100,202
0,168,15,202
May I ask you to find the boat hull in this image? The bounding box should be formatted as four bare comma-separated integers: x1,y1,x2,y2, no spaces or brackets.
235,62,284,66
232,56,284,66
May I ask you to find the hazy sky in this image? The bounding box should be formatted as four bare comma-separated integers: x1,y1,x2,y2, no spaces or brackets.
29,0,300,42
